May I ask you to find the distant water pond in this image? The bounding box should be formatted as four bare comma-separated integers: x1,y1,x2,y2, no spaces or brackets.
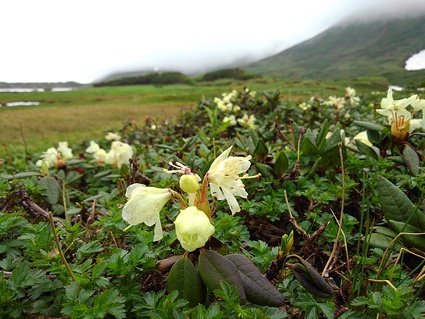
0,87,75,107
0,87,73,93
0,101,40,107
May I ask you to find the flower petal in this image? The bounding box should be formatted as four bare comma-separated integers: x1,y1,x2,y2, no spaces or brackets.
222,187,241,215
153,215,163,241
210,182,225,200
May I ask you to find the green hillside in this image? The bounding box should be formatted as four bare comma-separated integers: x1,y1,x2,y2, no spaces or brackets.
246,15,425,85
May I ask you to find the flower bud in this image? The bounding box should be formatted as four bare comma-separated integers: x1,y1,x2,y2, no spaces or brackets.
174,206,215,252
179,174,200,194
39,160,50,176
280,231,294,257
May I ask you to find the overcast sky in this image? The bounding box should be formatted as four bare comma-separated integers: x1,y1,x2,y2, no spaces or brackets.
2,0,425,83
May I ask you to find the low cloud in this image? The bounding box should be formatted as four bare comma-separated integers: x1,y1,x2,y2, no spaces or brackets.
345,0,425,23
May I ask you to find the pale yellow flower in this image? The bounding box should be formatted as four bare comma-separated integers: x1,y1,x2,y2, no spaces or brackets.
86,141,108,164
174,206,215,251
86,140,100,153
36,142,73,168
57,142,73,160
207,146,258,214
122,184,172,241
36,147,58,168
345,87,356,97
376,89,425,138
353,131,372,147
232,105,241,113
237,113,256,130
325,96,346,110
223,115,237,126
105,132,121,141
376,88,415,123
298,102,311,111
107,141,133,168
410,94,425,126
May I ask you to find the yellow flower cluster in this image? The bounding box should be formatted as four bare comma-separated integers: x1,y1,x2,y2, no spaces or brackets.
36,141,73,170
122,146,259,252
86,138,133,169
215,88,257,130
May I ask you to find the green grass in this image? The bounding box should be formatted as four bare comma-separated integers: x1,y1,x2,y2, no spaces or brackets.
0,79,364,156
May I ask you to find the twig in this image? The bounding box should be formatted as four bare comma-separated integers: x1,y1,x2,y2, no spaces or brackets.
18,185,63,227
48,212,76,281
1,270,57,280
18,122,28,157
284,190,309,242
322,143,348,277
61,178,69,223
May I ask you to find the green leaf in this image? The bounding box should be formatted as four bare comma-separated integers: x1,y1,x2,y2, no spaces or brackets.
254,162,274,179
373,226,399,238
367,231,405,251
290,256,333,298
167,255,204,307
0,171,40,181
38,176,61,205
389,220,425,251
353,120,384,131
253,138,269,160
76,241,103,260
316,119,329,150
182,135,199,152
274,150,289,177
377,176,425,231
198,249,246,304
301,134,319,155
321,129,341,154
367,129,383,145
250,130,260,150
93,289,126,319
402,144,420,176
355,139,378,160
225,254,284,306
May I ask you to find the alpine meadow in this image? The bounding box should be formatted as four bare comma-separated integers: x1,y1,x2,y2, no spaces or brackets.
1,14,425,319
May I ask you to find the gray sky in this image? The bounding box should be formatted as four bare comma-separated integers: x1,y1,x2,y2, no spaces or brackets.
1,0,425,83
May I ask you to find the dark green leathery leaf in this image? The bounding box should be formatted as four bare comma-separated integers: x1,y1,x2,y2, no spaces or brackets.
225,254,284,306
198,249,246,304
290,255,334,298
389,220,425,251
167,255,204,307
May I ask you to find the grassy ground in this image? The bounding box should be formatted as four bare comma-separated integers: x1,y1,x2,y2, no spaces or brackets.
0,78,370,156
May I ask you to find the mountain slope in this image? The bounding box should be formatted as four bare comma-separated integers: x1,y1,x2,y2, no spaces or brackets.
246,16,425,84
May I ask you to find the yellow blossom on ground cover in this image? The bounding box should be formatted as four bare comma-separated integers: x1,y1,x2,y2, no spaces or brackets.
376,88,425,141
122,145,259,252
237,113,256,130
105,132,121,141
86,140,133,168
122,184,173,241
36,141,73,169
206,146,260,215
174,206,215,252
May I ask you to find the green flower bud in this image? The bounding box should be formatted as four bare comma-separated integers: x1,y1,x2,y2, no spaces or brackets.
40,160,50,176
279,231,294,258
179,174,200,193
